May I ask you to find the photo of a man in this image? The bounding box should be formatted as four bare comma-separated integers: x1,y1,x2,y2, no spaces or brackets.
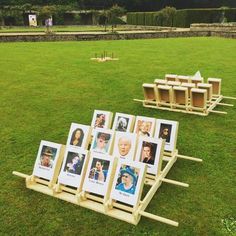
115,116,129,132
159,124,172,143
39,146,57,168
89,158,110,182
118,137,132,158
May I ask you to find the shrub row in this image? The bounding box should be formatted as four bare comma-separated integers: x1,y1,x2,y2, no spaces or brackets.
127,8,236,27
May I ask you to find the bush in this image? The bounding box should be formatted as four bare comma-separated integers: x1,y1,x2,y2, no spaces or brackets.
127,8,236,27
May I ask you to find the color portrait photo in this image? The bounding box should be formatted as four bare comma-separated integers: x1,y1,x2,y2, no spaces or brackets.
135,136,165,175
91,128,114,154
111,159,146,207
154,119,179,152
83,153,115,196
134,116,156,137
58,147,88,188
67,123,91,149
112,131,137,160
33,141,62,181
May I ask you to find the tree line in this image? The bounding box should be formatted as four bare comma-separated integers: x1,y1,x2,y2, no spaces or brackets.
1,0,236,11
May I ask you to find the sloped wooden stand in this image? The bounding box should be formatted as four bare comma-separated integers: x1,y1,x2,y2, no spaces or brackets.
13,149,202,227
134,95,234,116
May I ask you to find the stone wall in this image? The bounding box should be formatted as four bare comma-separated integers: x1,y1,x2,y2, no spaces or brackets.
0,29,235,43
190,23,236,32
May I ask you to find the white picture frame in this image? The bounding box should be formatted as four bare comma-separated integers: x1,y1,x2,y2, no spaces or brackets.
133,116,156,137
90,128,114,155
66,123,91,149
91,110,113,136
58,146,88,188
112,131,137,161
110,159,146,206
33,140,62,181
82,152,115,196
154,119,179,152
135,136,164,175
112,112,135,132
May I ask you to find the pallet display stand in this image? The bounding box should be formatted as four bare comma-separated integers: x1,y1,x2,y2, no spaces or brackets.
13,146,202,226
135,74,235,116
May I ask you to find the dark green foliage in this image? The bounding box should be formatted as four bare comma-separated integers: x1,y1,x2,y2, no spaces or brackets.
127,8,236,27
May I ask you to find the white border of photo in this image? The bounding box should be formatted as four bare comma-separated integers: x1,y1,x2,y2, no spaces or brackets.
133,116,156,137
112,112,135,132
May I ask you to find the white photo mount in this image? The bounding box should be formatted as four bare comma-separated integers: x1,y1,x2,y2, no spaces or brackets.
90,128,114,155
91,110,113,135
82,152,116,198
110,159,147,207
112,131,138,161
66,123,91,150
134,116,156,137
112,112,135,133
57,146,89,188
135,136,165,176
154,119,178,154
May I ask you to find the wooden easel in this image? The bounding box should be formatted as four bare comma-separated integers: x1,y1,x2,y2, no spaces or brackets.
13,147,202,227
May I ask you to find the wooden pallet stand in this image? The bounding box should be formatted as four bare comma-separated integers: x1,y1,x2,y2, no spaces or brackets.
181,83,196,97
191,77,203,86
13,147,202,227
167,81,181,87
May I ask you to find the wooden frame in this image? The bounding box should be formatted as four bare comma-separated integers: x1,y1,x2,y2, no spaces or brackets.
142,83,158,106
177,75,190,83
167,81,181,87
197,83,213,102
207,78,221,96
157,85,173,107
172,86,188,109
154,79,167,86
181,83,195,97
190,88,207,112
165,74,177,81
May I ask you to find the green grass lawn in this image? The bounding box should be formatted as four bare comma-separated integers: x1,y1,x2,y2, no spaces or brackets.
0,37,235,236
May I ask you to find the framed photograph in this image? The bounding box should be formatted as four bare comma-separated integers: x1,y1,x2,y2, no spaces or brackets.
112,132,137,160
33,140,62,181
66,123,91,149
58,146,88,188
110,159,146,206
91,110,113,130
112,113,135,132
135,136,165,175
154,119,179,152
134,116,156,137
90,128,114,154
82,152,115,196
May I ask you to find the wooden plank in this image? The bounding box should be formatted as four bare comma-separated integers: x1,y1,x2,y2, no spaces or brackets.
177,154,202,162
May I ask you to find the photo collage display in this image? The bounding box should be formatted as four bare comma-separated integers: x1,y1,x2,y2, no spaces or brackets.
32,110,179,206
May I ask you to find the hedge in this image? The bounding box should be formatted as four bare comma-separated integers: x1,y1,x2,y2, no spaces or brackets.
127,8,236,27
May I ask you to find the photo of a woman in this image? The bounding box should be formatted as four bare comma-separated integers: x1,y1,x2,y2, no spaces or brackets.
70,128,84,147
140,142,157,165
